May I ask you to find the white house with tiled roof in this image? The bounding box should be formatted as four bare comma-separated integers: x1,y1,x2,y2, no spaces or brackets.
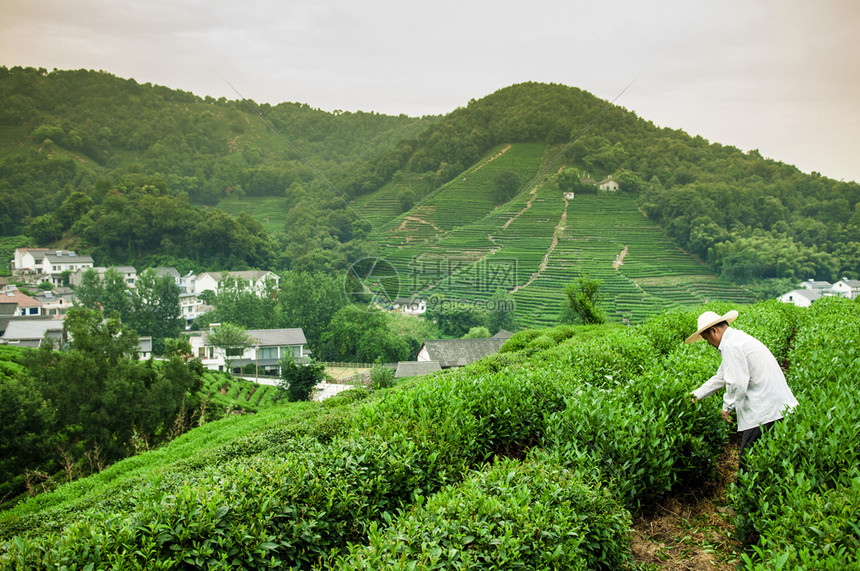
778,289,820,308
832,278,860,300
597,176,619,192
188,326,307,376
799,279,832,294
12,248,50,273
69,266,137,288
33,288,76,318
192,271,279,296
43,251,94,285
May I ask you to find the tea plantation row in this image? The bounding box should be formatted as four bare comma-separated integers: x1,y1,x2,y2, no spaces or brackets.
367,142,757,327
1,298,857,569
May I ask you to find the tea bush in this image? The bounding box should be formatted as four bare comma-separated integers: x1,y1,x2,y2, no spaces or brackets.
739,473,860,570
635,306,697,356
541,377,726,510
498,329,542,353
335,458,632,571
732,298,860,565
565,329,657,388
3,299,858,569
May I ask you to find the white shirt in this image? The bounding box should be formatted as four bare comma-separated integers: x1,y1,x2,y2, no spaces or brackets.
692,327,798,431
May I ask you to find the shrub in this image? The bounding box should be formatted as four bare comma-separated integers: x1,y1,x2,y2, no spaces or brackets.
566,329,656,388
321,387,370,408
370,364,396,390
636,307,697,355
731,298,860,551
498,329,542,353
336,457,632,570
278,359,326,402
739,474,860,569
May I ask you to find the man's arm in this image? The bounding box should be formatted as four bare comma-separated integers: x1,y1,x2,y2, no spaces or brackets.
691,362,726,401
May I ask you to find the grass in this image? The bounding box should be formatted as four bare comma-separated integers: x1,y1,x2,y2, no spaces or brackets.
0,235,30,276
196,195,288,234
0,402,315,528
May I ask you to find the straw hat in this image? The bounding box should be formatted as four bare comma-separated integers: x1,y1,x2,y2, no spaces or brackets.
685,310,738,344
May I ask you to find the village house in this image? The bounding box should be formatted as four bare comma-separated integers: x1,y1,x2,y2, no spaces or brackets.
391,296,427,315
831,278,860,300
12,248,50,273
179,292,210,326
597,176,619,192
799,279,832,295
153,267,181,286
394,360,442,379
12,248,94,285
43,251,95,285
0,286,42,317
0,319,64,348
415,331,512,369
191,270,279,297
578,174,618,192
69,266,137,288
777,289,820,308
188,326,308,376
32,287,76,318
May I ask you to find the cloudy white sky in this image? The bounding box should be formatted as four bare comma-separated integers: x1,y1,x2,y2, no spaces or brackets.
2,0,858,182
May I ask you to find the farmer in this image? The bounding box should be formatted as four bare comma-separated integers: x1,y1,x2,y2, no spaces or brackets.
687,309,798,472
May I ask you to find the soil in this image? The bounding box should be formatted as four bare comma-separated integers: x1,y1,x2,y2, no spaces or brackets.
631,436,742,570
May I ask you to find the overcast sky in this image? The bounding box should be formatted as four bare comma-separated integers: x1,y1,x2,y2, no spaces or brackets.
2,0,858,182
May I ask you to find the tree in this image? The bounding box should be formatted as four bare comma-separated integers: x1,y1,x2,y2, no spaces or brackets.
278,359,326,402
319,305,409,363
101,267,132,320
487,288,516,334
462,326,491,339
398,189,417,213
0,376,57,488
207,323,254,373
492,169,521,203
128,269,183,354
279,271,347,353
18,306,204,483
563,274,606,324
25,214,62,245
204,275,279,330
370,362,396,389
74,267,104,310
424,296,488,337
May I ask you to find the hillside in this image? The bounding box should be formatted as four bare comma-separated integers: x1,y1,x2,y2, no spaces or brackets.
360,142,755,326
2,70,859,316
1,298,858,569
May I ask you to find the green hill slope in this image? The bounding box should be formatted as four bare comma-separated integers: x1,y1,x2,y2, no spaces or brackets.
363,142,755,325
3,71,858,298
2,299,858,569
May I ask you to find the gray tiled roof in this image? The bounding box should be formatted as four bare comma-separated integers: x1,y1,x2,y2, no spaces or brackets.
3,319,64,340
420,338,506,368
395,361,442,378
202,327,306,347
43,252,94,264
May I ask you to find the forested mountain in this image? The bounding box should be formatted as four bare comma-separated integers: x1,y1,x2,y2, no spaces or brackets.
1,68,859,283
0,66,438,269
372,82,860,282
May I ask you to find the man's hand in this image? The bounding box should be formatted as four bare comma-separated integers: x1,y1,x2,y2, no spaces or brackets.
721,409,731,422
690,396,698,405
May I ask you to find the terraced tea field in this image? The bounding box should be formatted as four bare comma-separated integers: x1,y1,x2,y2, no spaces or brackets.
370,143,755,326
